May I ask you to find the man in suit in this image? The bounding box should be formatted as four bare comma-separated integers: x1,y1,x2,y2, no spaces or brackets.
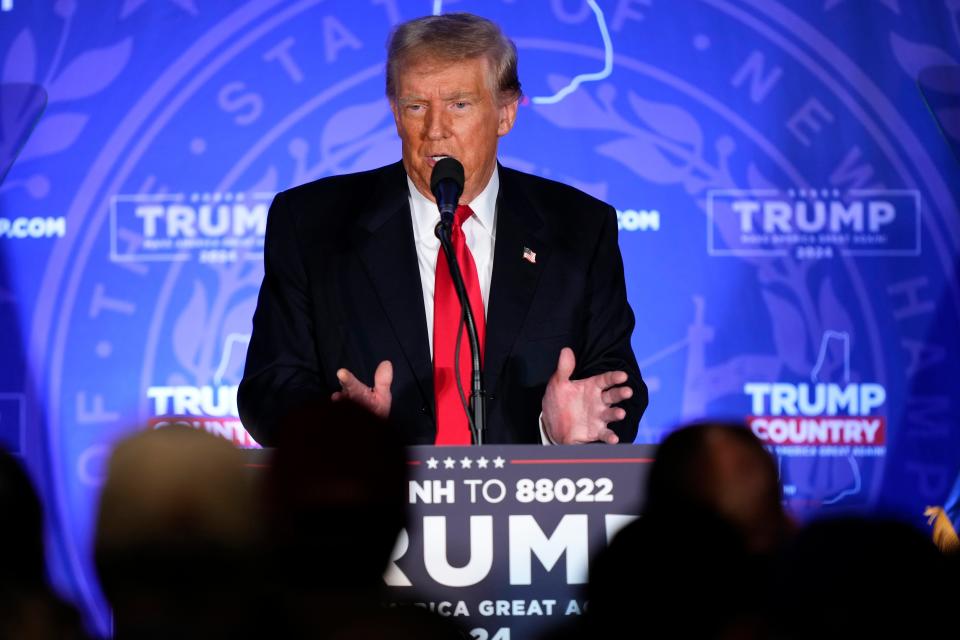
238,13,647,446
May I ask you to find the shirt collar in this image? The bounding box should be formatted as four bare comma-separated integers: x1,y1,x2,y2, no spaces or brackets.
407,165,499,237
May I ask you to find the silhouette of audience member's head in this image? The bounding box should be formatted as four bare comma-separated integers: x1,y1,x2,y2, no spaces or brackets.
578,421,790,639
263,400,408,589
645,420,791,553
95,426,258,639
262,400,467,639
0,448,86,639
585,508,760,639
0,448,45,588
773,516,954,637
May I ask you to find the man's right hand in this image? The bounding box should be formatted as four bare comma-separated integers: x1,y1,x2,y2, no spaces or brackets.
331,360,393,419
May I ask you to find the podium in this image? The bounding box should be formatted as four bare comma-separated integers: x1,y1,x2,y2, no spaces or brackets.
246,444,655,639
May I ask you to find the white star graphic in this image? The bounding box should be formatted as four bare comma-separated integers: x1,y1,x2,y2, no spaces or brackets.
493,456,506,469
426,457,439,470
477,456,489,469
460,456,472,469
443,457,456,469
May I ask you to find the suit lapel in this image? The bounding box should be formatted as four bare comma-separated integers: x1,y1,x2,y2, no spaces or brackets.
349,163,551,415
484,166,551,387
354,163,434,413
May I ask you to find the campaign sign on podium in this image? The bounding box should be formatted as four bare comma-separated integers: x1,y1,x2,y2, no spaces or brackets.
386,444,655,640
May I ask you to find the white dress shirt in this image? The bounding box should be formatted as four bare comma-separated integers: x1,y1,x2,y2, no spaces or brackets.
408,168,498,356
407,167,554,445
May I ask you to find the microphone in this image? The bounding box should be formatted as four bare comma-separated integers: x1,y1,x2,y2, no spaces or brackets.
428,157,486,445
430,157,464,226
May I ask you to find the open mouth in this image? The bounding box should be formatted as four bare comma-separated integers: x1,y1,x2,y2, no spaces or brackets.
426,155,453,167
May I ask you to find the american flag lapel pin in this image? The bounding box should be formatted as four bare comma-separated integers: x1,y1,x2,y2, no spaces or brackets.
522,246,537,264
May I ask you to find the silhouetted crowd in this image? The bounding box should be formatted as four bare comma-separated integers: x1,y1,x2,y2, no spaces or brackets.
1,404,956,639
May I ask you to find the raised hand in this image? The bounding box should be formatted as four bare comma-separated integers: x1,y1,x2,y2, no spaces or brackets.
331,360,393,419
541,348,633,444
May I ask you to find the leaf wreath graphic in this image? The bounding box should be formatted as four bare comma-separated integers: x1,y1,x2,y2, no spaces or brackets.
889,32,960,142
533,80,860,385
169,174,269,385
287,97,398,180
217,294,258,384
46,38,133,103
534,77,717,190
762,289,811,376
889,33,959,92
2,28,133,165
3,29,36,84
1,30,47,178
174,264,263,386
321,99,392,159
203,253,266,385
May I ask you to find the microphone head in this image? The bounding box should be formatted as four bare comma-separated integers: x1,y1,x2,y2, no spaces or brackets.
430,157,465,203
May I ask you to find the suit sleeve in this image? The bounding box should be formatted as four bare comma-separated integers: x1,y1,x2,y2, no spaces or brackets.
238,191,329,446
575,205,648,443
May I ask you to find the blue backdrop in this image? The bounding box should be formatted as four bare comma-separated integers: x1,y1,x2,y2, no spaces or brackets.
2,0,959,635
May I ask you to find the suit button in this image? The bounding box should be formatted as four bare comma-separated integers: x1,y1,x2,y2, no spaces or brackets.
420,406,427,414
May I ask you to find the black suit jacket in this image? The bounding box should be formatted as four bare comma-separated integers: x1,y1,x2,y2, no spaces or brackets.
238,161,647,445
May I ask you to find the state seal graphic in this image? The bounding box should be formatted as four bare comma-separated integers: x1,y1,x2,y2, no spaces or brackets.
1,0,958,635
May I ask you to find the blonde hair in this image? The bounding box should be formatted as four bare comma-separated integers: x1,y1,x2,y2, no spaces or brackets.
386,12,522,104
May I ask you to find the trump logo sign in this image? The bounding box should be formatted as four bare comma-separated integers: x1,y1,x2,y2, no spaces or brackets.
109,191,272,263
707,188,921,258
744,381,887,457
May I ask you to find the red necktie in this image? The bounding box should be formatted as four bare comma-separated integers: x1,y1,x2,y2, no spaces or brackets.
433,205,486,445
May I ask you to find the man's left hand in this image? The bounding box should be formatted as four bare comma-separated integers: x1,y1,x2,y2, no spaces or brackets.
541,347,633,444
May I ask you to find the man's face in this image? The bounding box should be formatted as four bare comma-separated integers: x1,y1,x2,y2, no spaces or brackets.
390,55,518,204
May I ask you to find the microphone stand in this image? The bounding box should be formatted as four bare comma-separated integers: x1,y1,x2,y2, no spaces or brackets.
435,219,487,445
